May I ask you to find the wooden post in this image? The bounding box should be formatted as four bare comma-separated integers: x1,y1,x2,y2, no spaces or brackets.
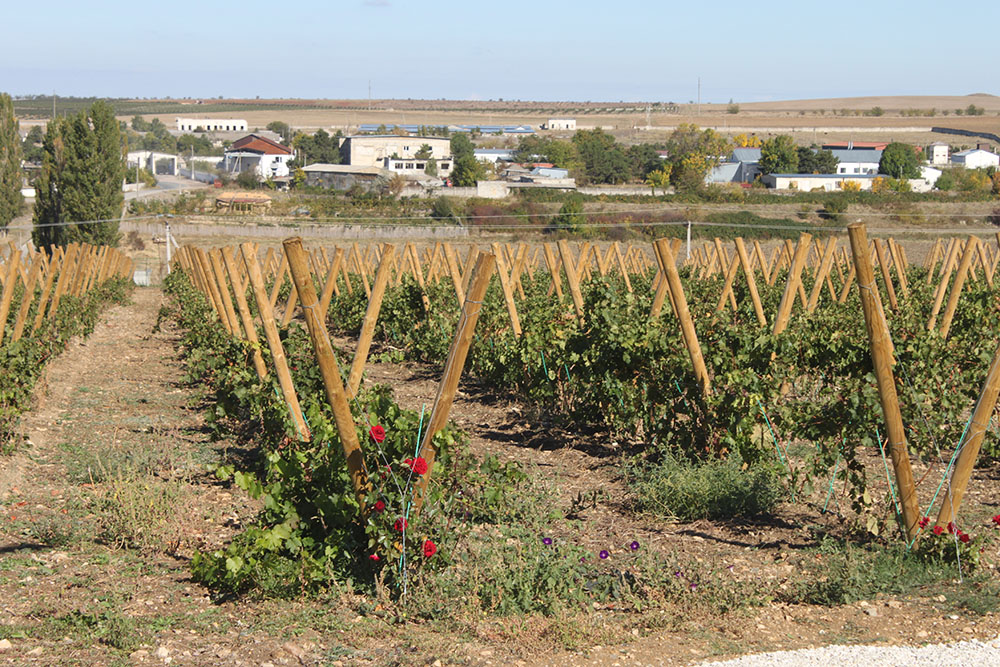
241,244,311,441
412,252,497,515
935,338,1000,528
771,233,812,336
10,253,43,343
283,238,369,512
557,240,585,320
542,243,564,299
491,242,522,337
0,250,21,346
346,244,395,398
847,224,921,542
222,247,268,381
872,239,899,311
654,239,711,396
196,249,232,334
888,238,909,296
806,237,838,314
318,248,345,318
938,235,979,340
715,253,741,312
210,249,244,337
927,240,964,331
735,238,767,326
31,249,61,334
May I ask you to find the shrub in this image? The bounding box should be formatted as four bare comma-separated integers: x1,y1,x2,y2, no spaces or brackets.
626,454,784,522
822,198,848,221
430,196,457,222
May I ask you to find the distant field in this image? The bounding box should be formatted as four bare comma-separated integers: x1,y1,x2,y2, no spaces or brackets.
15,94,999,149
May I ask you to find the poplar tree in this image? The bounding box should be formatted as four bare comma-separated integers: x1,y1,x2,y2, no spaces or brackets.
34,100,125,247
0,93,23,231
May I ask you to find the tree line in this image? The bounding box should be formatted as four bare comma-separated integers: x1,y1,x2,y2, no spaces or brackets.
1,93,125,246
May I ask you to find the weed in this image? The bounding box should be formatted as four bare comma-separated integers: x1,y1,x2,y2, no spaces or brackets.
93,468,184,551
625,454,785,522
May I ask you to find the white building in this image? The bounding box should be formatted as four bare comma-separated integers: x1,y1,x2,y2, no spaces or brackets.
176,117,248,133
223,134,293,179
126,150,178,175
831,149,882,175
474,148,515,164
762,174,881,192
926,142,950,165
951,149,1000,170
544,118,576,131
339,135,451,168
384,156,453,178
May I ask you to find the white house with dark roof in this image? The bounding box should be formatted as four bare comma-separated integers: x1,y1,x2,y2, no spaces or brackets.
832,149,882,175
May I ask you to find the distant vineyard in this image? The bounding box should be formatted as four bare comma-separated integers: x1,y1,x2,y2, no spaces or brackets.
13,96,679,119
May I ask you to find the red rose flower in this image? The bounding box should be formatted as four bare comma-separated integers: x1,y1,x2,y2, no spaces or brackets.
369,425,386,443
992,515,1000,527
374,500,385,513
947,522,957,535
369,554,380,561
960,533,971,544
423,539,437,557
409,457,429,475
394,517,407,532
918,517,930,528
932,525,944,535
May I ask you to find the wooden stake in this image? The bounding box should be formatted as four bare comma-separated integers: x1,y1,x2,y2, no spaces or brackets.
938,236,979,340
557,240,585,320
346,244,395,398
412,252,497,515
847,224,920,542
283,237,369,512
222,247,268,381
735,238,767,326
771,233,812,336
654,239,710,396
935,337,1000,528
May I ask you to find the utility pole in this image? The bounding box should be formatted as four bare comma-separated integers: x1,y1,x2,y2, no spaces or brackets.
686,221,692,259
697,78,701,117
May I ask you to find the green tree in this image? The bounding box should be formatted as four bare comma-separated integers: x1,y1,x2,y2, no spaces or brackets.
759,135,799,175
22,125,45,162
0,93,24,230
415,143,433,159
450,154,485,186
424,156,438,177
797,146,838,174
266,120,292,143
571,128,630,184
550,197,585,232
626,143,665,180
449,133,475,161
33,100,125,247
130,115,151,131
663,124,729,190
878,142,920,179
290,129,342,168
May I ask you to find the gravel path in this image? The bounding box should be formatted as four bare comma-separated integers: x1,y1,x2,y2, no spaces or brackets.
699,634,1000,666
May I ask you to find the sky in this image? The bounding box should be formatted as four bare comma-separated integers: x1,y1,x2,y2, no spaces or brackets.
3,0,998,103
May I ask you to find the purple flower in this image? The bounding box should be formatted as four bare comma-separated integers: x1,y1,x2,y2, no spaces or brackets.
674,571,682,577
599,550,610,559
629,541,640,551
580,556,587,563
542,537,553,546
689,582,697,591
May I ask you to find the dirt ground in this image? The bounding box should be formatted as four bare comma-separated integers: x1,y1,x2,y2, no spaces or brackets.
1,286,1000,666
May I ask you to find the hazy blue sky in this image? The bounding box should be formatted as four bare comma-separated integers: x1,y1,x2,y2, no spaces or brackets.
4,0,997,102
